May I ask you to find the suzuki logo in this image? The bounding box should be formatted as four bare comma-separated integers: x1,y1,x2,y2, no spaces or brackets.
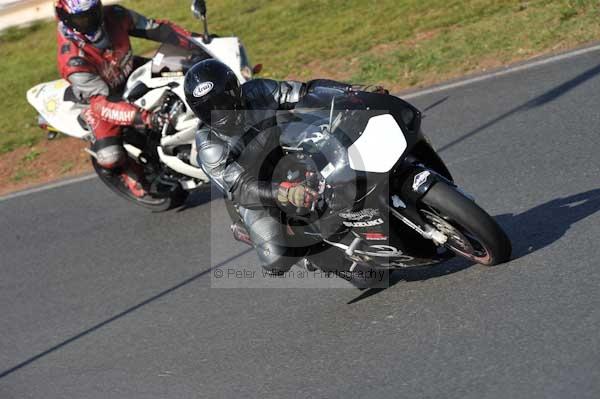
412,171,431,192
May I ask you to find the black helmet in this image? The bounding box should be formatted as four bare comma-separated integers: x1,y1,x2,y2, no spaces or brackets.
184,59,243,135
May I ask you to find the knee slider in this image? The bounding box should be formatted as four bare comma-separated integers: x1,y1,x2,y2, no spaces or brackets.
93,137,125,169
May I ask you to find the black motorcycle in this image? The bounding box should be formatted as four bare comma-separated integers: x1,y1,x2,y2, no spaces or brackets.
230,87,511,279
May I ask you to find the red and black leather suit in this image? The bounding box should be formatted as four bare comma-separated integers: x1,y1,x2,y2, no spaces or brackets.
57,5,193,169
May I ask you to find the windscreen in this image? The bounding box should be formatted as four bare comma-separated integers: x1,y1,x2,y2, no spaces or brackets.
280,90,381,152
151,43,211,77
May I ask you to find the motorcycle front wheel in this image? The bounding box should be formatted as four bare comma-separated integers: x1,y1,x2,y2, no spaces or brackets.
92,157,188,212
419,181,512,266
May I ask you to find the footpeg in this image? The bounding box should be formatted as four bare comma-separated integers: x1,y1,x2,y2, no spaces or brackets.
84,148,98,159
345,237,363,257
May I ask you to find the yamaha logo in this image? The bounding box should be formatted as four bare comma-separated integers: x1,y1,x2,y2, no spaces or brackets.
193,82,214,98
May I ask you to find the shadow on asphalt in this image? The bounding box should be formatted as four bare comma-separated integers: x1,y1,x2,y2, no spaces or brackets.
496,188,600,259
0,248,253,381
349,188,600,304
437,62,600,153
421,95,450,114
176,185,215,213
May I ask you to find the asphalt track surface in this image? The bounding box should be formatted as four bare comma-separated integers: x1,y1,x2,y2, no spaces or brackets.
1,48,600,398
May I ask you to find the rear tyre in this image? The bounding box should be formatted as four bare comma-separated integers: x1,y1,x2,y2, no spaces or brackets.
92,158,188,212
420,181,511,266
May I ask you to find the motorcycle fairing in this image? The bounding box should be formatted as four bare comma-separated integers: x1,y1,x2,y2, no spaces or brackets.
27,80,90,139
347,114,407,173
278,90,454,269
189,37,248,82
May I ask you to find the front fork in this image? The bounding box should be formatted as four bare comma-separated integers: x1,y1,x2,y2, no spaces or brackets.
385,164,457,246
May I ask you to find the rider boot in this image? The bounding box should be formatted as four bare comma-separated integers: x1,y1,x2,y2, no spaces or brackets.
239,207,305,275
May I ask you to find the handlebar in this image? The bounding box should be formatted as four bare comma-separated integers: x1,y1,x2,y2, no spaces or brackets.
293,171,322,215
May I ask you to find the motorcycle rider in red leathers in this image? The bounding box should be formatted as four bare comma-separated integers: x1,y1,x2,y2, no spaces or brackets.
55,0,194,177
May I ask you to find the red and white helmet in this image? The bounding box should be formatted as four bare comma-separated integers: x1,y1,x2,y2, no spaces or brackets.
55,0,104,40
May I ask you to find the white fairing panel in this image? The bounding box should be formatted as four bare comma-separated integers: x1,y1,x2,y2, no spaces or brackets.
191,37,245,82
26,80,90,139
348,114,407,173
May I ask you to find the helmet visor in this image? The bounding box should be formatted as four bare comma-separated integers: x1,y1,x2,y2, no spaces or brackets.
68,4,103,35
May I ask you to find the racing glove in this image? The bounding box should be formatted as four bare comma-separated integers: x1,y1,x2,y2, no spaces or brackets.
277,182,319,209
145,110,170,132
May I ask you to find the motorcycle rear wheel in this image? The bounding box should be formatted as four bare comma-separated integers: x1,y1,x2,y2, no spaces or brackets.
420,181,512,266
92,158,188,212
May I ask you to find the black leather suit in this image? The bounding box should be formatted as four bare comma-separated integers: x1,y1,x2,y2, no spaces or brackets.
195,78,351,273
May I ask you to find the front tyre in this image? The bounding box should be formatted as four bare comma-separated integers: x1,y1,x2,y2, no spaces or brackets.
92,158,188,212
420,181,512,266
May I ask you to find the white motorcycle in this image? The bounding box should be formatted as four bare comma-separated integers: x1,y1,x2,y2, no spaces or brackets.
26,0,260,211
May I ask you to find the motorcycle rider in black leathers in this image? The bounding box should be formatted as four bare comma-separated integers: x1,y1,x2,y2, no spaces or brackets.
184,59,387,274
